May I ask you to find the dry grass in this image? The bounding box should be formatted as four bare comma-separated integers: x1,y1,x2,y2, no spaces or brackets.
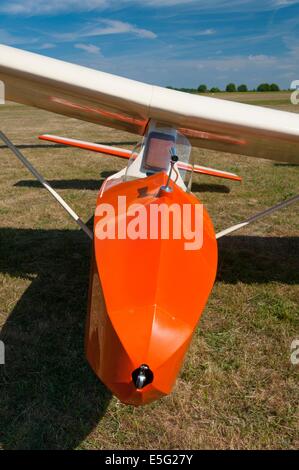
203,91,292,107
0,94,298,450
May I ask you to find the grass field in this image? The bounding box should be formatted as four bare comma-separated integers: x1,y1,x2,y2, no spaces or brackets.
203,91,292,107
0,93,298,450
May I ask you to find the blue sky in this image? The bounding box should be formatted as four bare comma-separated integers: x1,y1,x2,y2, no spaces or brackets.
0,0,299,88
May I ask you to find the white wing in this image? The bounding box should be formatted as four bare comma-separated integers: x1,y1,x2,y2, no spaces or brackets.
1,44,299,164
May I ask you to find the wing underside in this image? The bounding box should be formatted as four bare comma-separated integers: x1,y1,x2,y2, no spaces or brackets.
1,44,299,164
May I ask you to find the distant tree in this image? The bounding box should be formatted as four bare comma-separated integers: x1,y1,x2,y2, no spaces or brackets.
270,83,280,92
180,87,197,94
257,83,271,92
226,83,237,92
198,84,208,93
210,87,221,93
237,84,248,92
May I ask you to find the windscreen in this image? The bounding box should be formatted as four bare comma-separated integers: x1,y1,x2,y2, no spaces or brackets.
141,132,175,174
124,126,193,188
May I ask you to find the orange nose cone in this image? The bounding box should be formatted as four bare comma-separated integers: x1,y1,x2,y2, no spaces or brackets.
85,173,217,405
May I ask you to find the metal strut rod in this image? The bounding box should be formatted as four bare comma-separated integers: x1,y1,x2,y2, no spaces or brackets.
0,131,93,240
216,194,299,239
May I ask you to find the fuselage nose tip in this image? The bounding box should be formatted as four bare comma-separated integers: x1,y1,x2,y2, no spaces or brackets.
132,364,154,389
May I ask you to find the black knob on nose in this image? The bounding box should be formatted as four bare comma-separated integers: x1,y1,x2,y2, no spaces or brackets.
132,364,154,390
171,155,179,163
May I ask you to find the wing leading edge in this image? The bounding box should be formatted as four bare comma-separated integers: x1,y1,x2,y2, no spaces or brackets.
1,44,299,164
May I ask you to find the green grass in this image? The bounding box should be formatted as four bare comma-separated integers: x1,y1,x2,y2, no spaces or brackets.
0,94,298,449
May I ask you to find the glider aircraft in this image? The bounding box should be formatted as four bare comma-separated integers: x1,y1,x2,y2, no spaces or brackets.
0,45,298,405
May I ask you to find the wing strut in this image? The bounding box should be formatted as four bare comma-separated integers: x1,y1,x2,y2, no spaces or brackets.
216,194,299,239
0,131,93,240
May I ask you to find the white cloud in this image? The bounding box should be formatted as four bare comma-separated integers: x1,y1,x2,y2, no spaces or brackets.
0,0,108,15
86,20,157,39
274,0,297,5
55,20,157,41
132,0,299,10
75,43,101,54
0,28,39,45
36,43,56,50
76,48,297,89
248,54,273,61
0,28,22,44
1,0,297,16
0,0,194,15
196,29,216,36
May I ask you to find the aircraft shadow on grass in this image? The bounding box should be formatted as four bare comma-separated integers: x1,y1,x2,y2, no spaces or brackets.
191,183,230,193
217,235,299,284
0,226,112,450
14,179,102,191
0,228,298,449
0,141,137,151
14,179,231,194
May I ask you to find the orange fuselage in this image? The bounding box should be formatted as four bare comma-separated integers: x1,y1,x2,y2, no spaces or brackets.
85,172,217,405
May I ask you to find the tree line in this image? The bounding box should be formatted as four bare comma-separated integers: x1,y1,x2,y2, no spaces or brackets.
167,83,281,93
